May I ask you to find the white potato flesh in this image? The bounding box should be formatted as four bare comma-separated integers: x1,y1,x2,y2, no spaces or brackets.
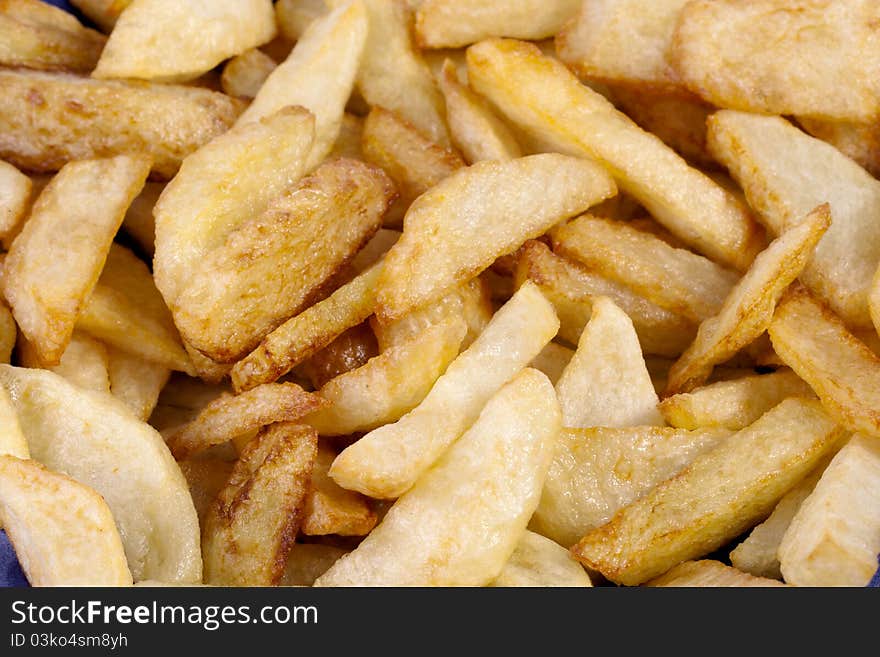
491,530,592,587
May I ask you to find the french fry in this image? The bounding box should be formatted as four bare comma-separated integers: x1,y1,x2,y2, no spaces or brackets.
329,113,365,162
107,348,170,421
0,0,106,73
19,331,110,395
552,214,739,323
276,0,328,41
672,0,880,122
2,155,150,366
491,530,592,588
0,69,243,179
0,160,31,250
779,434,880,586
279,543,348,587
176,458,233,526
203,422,317,586
70,0,130,32
647,560,786,588
708,110,880,329
220,49,277,100
238,1,368,169
120,181,162,258
167,382,327,461
0,365,202,583
305,312,466,436
798,118,880,179
415,0,580,49
529,342,574,386
659,370,816,431
572,398,845,585
0,304,15,365
666,204,831,394
329,281,558,498
466,39,764,272
0,386,28,460
376,154,616,321
0,455,132,587
316,369,559,586
93,0,276,82
302,445,377,536
300,323,378,391
531,426,731,548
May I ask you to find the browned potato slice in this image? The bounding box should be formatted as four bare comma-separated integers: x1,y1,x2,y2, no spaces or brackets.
302,445,377,536
659,370,816,431
666,205,831,394
708,110,880,329
0,304,15,365
203,422,317,586
491,530,592,587
672,0,880,122
647,560,787,588
0,160,31,249
769,286,880,438
316,369,560,586
0,69,243,179
300,323,378,390
571,398,845,585
221,49,277,100
18,331,110,394
376,154,615,321
0,386,28,460
362,106,464,226
120,181,162,257
70,0,130,32
552,214,739,323
531,426,731,548
276,0,328,41
167,382,327,460
0,0,106,73
2,155,150,366
467,39,764,272
798,118,880,179
107,347,170,421
415,0,580,49
93,0,276,82
0,455,132,586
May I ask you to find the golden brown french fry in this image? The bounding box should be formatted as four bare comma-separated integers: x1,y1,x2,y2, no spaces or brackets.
798,117,880,179
0,455,132,587
0,69,243,179
276,0,328,41
2,155,150,366
203,422,317,586
0,160,31,250
107,347,170,421
466,38,764,272
491,530,592,587
572,398,845,585
647,560,786,588
220,48,277,99
317,369,560,586
302,445,377,536
376,154,615,321
70,0,130,32
19,331,110,395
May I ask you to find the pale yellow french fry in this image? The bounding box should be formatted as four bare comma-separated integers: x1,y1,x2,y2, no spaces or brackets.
0,160,31,250
107,347,170,422
329,113,365,162
528,342,573,387
798,117,880,179
491,530,592,587
466,39,764,272
329,282,558,498
220,48,277,100
276,0,328,41
316,369,560,586
0,386,28,460
647,560,787,588
70,0,131,32
120,181,162,258
19,331,110,395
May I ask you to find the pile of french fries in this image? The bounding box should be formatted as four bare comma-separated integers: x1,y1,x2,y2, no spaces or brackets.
0,0,878,588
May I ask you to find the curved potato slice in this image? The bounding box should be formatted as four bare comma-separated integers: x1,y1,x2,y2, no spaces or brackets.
491,530,592,587
0,365,202,583
316,368,560,586
220,48,277,100
18,331,110,394
0,160,32,250
376,153,616,321
107,347,170,421
0,455,132,587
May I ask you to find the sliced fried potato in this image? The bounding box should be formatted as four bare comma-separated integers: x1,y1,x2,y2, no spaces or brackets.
176,458,233,526
0,455,131,587
0,303,15,365
70,0,130,32
203,422,317,586
708,110,880,329
769,286,880,438
556,297,662,428
571,398,844,585
121,181,162,257
531,426,731,548
0,160,31,250
167,382,327,461
779,434,880,587
666,205,831,394
0,386,28,460
329,281,558,498
279,543,347,587
317,368,559,586
276,0,328,41
303,445,377,536
238,1,367,169
93,0,276,82
798,118,880,179
466,39,763,272
19,331,110,394
647,560,786,588
376,154,615,321
529,342,573,386
552,214,739,323
0,365,202,583
2,155,150,366
659,370,816,431
672,0,880,122
329,112,365,162
306,312,466,436
220,48,277,100
0,0,106,73
0,69,243,179
107,348,170,421
491,530,591,587
300,323,379,391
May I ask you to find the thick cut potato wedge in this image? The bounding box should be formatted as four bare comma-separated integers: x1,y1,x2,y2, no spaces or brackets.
466,39,763,272
572,398,844,585
93,0,276,82
0,160,31,249
556,297,663,428
316,369,559,586
708,110,880,329
491,530,592,587
221,49,277,100
276,0,328,41
531,426,731,548
107,348,170,421
203,422,317,586
2,155,150,366
376,154,615,321
0,365,202,583
303,445,377,536
647,560,786,588
329,282,558,498
18,331,110,394
70,0,131,32
798,118,880,179
0,455,132,587
0,69,243,180
529,342,574,387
